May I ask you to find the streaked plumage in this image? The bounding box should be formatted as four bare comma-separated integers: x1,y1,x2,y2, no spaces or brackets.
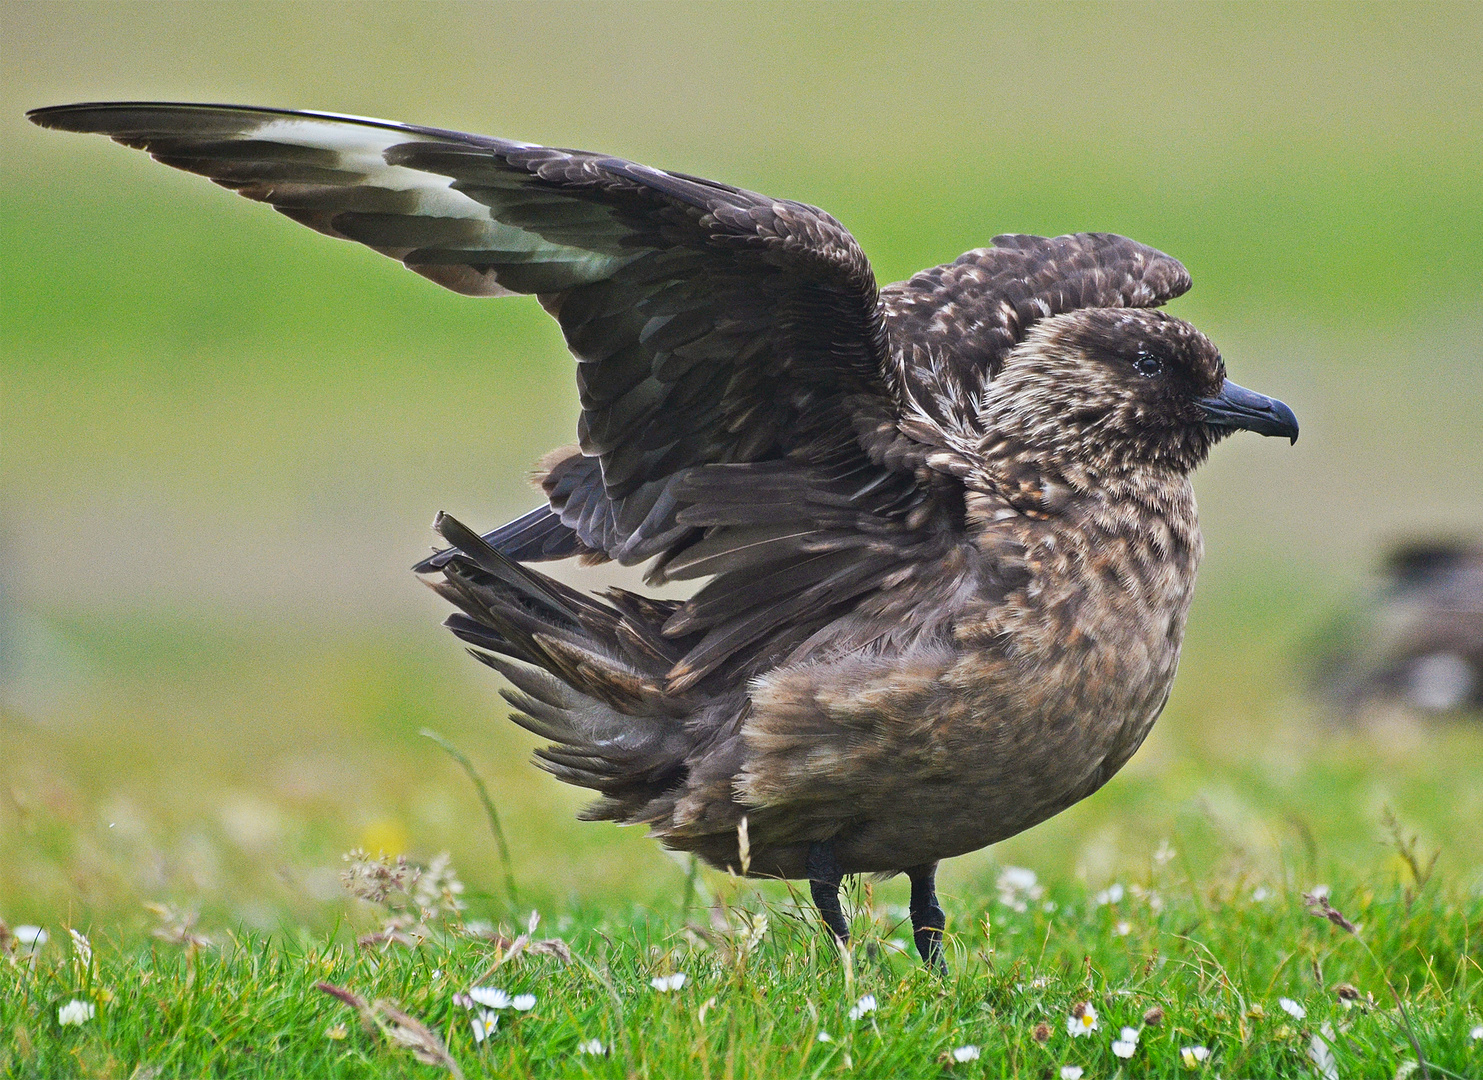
29,102,1299,966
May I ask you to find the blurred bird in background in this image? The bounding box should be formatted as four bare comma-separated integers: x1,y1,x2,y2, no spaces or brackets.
1317,540,1483,718
29,102,1299,968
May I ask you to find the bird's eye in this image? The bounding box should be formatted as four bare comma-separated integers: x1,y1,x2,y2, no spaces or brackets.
1134,352,1163,378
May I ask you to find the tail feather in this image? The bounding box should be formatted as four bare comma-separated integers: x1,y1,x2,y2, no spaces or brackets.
433,511,585,624
413,504,586,573
472,651,582,712
424,511,698,824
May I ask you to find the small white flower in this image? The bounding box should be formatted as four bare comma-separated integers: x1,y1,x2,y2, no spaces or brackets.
467,987,511,1009
1059,1067,1084,1080
1470,1024,1483,1041
1308,884,1330,899
650,972,687,992
848,994,877,1020
470,1011,498,1043
816,1031,832,1043
999,865,1039,892
1112,1026,1140,1057
1279,997,1306,1020
1180,1045,1211,1068
1094,883,1125,905
1153,840,1177,865
1251,886,1273,903
510,993,535,1011
57,999,94,1027
14,926,48,951
1067,1002,1098,1036
576,1038,604,1055
1114,920,1132,937
996,866,1044,911
951,1045,981,1062
1308,1024,1339,1080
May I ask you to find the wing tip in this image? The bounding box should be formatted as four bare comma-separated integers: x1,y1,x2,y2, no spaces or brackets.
24,100,425,138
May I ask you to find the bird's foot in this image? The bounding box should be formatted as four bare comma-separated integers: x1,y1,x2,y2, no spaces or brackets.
806,840,849,945
908,862,947,974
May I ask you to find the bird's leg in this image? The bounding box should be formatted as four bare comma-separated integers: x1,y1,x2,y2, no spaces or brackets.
907,861,946,972
806,840,849,945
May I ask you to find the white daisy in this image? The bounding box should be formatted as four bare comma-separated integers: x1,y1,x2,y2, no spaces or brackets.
471,1011,498,1043
576,1038,604,1055
467,986,511,1010
1067,1002,1098,1036
848,994,877,1020
951,1045,980,1062
1279,997,1306,1020
1308,1025,1339,1080
511,994,536,1012
1093,883,1125,905
650,972,687,992
57,999,94,1026
14,926,47,951
996,866,1044,911
1180,1045,1210,1067
816,1031,832,1043
1112,1025,1139,1057
1470,1024,1483,1041
1059,1067,1084,1080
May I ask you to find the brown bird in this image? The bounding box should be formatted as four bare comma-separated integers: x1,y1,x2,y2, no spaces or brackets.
1320,540,1483,716
29,103,1299,967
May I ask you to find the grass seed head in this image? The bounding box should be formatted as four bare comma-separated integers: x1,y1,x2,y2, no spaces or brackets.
1302,892,1358,934
144,902,211,948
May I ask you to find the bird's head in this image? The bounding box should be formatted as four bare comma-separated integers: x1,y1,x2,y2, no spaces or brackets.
977,308,1297,476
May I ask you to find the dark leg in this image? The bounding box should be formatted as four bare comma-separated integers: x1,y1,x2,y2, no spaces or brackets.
806,840,849,945
907,862,946,972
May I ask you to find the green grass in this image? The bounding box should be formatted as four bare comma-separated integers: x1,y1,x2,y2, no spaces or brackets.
4,856,1480,1078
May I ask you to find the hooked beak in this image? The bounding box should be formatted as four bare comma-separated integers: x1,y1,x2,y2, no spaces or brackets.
1196,379,1299,443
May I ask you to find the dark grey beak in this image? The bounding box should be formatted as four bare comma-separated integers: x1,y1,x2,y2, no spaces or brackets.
1197,379,1299,443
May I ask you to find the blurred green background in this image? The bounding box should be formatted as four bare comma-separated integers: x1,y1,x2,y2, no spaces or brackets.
3,1,1481,934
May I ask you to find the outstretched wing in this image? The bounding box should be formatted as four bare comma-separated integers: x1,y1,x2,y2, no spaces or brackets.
31,104,1195,693
28,102,896,568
